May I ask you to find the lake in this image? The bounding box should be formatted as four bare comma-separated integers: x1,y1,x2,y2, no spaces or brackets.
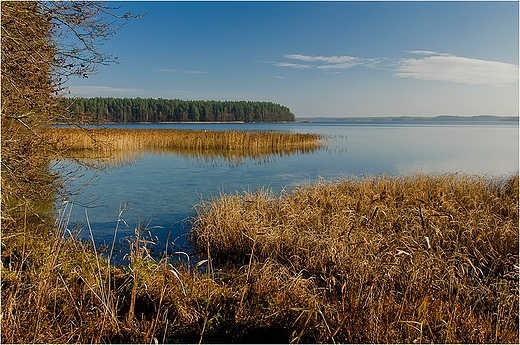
54,121,518,261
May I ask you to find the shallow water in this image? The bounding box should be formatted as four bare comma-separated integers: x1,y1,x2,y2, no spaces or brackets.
53,121,518,262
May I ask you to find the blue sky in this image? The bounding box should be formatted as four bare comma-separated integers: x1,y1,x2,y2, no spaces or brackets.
65,1,519,118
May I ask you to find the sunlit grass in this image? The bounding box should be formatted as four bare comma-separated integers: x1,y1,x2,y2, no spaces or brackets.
49,127,324,166
191,173,519,343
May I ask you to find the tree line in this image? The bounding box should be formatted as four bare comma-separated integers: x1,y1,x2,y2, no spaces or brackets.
63,97,295,123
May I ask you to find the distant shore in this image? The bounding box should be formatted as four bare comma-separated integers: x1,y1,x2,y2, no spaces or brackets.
54,115,518,126
156,121,245,124
296,115,519,123
53,120,293,125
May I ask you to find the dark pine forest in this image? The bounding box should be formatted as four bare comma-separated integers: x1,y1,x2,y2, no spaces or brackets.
63,97,295,123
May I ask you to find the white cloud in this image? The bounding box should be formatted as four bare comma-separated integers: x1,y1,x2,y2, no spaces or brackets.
274,51,518,87
283,54,317,62
318,62,360,70
282,54,363,69
406,50,448,56
395,54,519,86
274,62,313,69
284,54,360,64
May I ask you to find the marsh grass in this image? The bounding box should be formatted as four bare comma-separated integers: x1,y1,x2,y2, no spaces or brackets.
2,173,518,343
49,127,324,167
191,173,519,343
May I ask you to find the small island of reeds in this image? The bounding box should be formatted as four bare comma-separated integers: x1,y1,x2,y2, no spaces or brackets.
49,127,324,166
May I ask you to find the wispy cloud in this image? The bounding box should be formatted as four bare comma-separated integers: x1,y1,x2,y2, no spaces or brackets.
284,54,361,65
273,51,518,87
318,62,361,70
395,53,519,86
279,54,365,70
157,68,207,74
274,62,313,69
405,50,450,56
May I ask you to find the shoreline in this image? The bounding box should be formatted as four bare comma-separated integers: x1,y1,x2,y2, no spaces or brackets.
53,115,518,126
52,120,296,125
295,115,519,123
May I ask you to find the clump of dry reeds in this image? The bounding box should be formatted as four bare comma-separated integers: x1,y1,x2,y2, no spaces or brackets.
191,173,519,343
0,203,232,343
3,173,518,343
48,127,323,166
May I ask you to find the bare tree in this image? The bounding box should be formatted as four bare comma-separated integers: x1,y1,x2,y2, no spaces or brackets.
1,1,138,228
40,1,140,87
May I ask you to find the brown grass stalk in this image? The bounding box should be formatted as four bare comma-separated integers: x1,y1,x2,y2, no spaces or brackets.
48,127,324,166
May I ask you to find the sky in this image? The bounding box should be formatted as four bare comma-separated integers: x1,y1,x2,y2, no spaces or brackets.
64,1,519,118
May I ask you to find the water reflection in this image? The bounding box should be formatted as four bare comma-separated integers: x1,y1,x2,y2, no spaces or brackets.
60,139,326,169
52,122,518,265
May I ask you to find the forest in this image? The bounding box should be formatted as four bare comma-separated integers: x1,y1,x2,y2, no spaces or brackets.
62,97,295,123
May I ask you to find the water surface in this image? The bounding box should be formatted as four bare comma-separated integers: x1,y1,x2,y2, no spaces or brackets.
55,121,518,261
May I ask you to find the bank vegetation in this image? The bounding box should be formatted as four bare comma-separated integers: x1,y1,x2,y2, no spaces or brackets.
2,174,518,343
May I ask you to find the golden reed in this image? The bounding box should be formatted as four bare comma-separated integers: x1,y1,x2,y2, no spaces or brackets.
49,127,324,166
191,174,519,343
50,127,323,153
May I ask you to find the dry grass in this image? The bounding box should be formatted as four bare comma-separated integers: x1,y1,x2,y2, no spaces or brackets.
2,172,518,343
48,127,323,166
191,173,519,343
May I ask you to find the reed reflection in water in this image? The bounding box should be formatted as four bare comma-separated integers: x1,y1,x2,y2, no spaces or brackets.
50,127,324,262
50,127,324,167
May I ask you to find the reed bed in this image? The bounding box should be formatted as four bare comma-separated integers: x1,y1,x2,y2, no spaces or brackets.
3,169,518,342
49,127,323,165
191,173,519,343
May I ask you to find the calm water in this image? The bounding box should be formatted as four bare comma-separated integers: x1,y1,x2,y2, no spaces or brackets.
54,121,518,260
